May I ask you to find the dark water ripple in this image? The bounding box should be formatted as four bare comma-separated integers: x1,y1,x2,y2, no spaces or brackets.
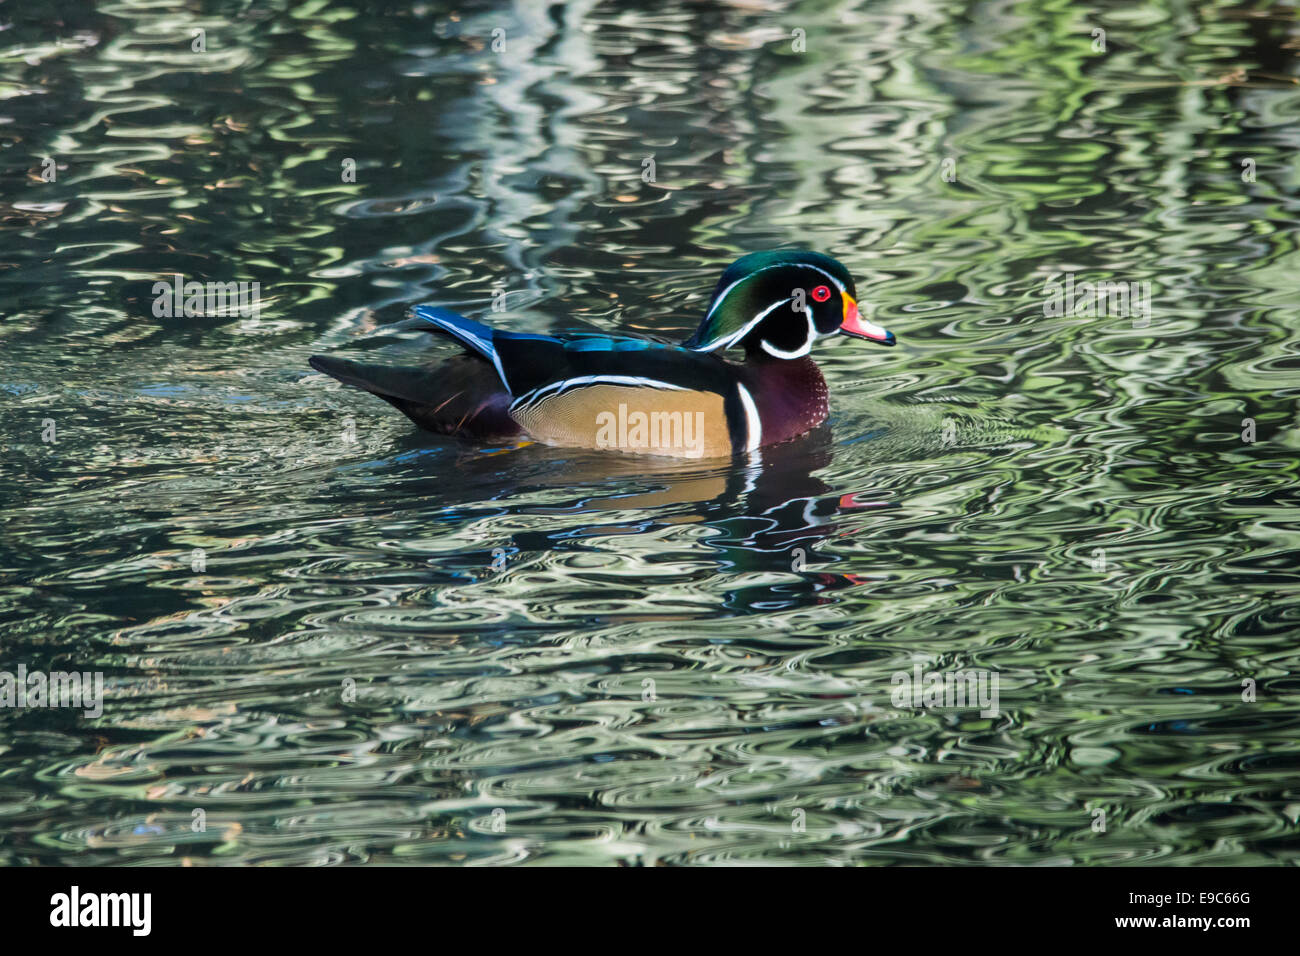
1,0,1299,864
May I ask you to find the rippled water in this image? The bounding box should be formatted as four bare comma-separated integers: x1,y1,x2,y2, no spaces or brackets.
2,0,1299,865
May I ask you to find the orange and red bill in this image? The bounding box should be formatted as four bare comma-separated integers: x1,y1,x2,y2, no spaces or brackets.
841,296,895,346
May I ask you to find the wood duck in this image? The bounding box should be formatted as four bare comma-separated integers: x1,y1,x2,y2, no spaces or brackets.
309,250,896,459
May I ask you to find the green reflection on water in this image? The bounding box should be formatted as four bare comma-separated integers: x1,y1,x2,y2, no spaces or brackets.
0,0,1298,865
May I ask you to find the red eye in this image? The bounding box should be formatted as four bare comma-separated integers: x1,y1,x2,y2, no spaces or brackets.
811,285,832,302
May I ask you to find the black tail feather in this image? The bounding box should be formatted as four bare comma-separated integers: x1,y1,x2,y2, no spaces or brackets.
309,353,521,439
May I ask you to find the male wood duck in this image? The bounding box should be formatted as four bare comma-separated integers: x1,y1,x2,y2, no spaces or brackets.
309,250,895,459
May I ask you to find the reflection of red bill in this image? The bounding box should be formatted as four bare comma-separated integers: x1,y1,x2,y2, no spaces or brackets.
841,296,896,345
838,493,890,509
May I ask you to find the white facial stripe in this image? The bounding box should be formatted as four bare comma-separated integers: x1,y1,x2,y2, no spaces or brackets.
701,297,794,352
736,383,762,452
799,263,848,295
511,374,686,411
704,263,791,323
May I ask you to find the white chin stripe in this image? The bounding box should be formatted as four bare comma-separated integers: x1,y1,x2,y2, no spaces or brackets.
759,304,816,359
761,336,813,359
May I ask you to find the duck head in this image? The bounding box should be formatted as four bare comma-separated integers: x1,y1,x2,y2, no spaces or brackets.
683,250,895,358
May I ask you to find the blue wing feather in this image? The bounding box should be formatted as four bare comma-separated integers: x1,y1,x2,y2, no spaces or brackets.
412,305,709,398
412,305,555,391
412,306,503,360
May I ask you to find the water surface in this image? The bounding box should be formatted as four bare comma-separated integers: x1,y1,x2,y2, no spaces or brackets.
2,0,1299,865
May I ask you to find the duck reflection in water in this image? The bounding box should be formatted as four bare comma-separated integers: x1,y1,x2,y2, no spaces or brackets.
364,420,891,616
